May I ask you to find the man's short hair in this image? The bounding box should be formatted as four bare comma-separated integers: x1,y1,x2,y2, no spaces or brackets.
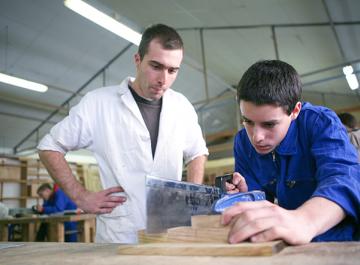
37,183,52,194
237,60,302,115
138,24,183,60
338,113,357,129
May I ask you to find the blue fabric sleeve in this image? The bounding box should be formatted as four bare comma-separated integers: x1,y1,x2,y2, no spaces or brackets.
42,190,68,214
308,108,360,222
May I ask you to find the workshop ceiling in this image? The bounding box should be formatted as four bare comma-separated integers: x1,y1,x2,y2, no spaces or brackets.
0,0,359,155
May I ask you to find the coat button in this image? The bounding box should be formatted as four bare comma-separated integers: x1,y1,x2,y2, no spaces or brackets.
286,180,296,188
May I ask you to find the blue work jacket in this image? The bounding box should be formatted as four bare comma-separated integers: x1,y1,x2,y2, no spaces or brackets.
43,188,78,242
234,102,360,242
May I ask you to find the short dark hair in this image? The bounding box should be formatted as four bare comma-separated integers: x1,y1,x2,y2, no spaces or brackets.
37,183,52,194
237,60,302,115
338,113,357,129
138,24,183,60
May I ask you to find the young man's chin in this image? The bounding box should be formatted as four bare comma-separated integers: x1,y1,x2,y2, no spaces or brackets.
254,145,274,154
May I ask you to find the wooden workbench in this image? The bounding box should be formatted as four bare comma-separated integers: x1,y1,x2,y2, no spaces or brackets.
0,242,360,265
0,214,96,242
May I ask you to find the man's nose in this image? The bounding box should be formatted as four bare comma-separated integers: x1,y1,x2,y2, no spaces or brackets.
157,70,168,85
252,126,265,143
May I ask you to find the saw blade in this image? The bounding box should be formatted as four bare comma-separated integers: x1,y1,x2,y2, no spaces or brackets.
145,175,221,233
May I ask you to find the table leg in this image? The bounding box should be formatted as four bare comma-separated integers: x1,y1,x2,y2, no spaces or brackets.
48,222,64,242
0,224,8,241
78,220,91,243
21,224,30,241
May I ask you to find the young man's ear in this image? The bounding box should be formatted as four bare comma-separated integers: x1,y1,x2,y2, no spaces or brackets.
134,53,141,68
290,102,302,120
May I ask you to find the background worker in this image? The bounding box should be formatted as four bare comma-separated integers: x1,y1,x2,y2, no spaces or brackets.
37,24,208,243
338,112,360,161
223,60,360,245
36,183,78,242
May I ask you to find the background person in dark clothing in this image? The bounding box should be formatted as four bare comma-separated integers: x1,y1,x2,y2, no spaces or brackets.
36,183,78,242
338,112,360,161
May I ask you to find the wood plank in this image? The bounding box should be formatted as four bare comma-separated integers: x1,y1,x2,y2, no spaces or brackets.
118,241,286,256
191,215,223,228
138,230,168,243
167,226,229,243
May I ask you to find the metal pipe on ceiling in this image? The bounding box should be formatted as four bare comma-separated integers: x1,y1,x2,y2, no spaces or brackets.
13,43,134,154
322,0,347,60
271,26,279,60
176,21,360,31
0,111,57,125
199,29,210,103
300,58,360,77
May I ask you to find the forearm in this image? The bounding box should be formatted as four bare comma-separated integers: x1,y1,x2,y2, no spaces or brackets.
38,150,86,204
186,155,207,184
296,196,346,238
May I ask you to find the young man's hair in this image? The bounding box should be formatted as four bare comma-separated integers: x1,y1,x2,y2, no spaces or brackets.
37,183,52,194
338,112,357,129
237,60,302,115
138,24,184,60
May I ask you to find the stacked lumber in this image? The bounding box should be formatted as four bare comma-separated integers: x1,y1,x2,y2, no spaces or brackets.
120,215,286,256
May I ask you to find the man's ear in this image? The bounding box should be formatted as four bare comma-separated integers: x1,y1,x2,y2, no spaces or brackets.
290,101,302,120
134,53,141,68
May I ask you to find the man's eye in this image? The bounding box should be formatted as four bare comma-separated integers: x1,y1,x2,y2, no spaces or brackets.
151,64,161,70
263,123,275,128
243,120,254,126
168,68,178,74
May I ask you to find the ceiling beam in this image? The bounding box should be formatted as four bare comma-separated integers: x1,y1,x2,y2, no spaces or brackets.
322,0,346,60
300,59,360,77
176,21,360,31
0,110,57,125
13,43,134,154
0,93,69,115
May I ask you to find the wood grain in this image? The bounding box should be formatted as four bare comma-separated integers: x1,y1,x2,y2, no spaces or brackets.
138,230,169,243
191,215,223,228
133,215,287,256
118,241,286,256
167,226,229,243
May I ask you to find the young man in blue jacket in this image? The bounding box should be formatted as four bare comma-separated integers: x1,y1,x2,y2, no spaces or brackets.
36,183,78,242
222,60,360,245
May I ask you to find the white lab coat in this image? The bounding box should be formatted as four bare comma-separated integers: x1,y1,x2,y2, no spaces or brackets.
37,77,208,243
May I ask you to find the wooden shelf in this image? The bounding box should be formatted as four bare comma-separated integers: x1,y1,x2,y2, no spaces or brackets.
0,178,26,183
27,179,53,184
1,157,90,208
0,196,27,200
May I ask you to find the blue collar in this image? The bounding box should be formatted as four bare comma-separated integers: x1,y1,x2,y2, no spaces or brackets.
275,120,298,155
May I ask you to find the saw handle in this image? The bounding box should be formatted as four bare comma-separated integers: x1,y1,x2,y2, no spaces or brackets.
215,174,233,194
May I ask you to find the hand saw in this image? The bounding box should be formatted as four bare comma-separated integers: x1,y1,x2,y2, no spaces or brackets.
145,174,265,233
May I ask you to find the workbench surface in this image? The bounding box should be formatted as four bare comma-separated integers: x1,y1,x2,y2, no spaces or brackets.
1,242,360,265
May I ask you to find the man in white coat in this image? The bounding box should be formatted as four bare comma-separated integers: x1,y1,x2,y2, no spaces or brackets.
37,24,208,243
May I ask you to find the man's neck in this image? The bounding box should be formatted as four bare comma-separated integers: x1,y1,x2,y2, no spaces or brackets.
129,80,155,101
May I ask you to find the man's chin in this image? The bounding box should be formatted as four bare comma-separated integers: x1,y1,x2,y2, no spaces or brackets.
254,145,274,154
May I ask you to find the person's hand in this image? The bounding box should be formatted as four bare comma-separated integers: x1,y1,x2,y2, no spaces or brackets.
225,172,248,193
35,204,43,213
221,200,315,245
75,186,126,214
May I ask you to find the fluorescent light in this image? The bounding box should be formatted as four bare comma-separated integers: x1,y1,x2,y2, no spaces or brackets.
0,72,48,93
343,65,359,90
343,65,354,75
345,74,359,90
64,0,142,46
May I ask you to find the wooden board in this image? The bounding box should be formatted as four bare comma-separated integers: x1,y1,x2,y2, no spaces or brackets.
191,215,223,228
133,215,287,256
118,241,286,256
138,230,169,243
167,226,229,243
